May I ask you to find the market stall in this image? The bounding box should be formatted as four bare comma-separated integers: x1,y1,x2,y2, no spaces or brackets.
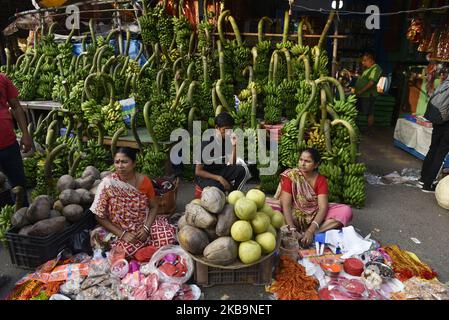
2,0,449,302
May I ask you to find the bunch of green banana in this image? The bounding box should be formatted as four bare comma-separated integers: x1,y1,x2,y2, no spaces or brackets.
157,6,174,50
232,98,252,127
137,145,168,178
344,163,366,176
102,101,126,136
342,174,366,208
81,99,102,123
279,118,300,168
18,74,37,100
0,205,14,245
279,79,298,119
295,80,319,116
139,2,159,46
312,47,329,78
31,166,47,200
198,21,214,52
153,103,186,142
253,41,272,82
63,80,85,115
173,16,191,54
331,95,358,119
23,151,45,188
263,82,282,124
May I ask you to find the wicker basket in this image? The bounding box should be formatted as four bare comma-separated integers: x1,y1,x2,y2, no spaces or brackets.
153,178,179,216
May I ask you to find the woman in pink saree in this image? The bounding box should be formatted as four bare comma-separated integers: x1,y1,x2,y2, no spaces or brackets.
279,148,353,247
90,147,176,257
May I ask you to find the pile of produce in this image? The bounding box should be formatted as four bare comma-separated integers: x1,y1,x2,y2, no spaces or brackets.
8,166,105,238
178,187,284,266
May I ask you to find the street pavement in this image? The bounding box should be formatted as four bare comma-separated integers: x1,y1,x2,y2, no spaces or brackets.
1,127,448,299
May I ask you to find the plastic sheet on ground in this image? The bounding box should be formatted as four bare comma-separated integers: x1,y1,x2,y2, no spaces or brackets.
365,168,422,187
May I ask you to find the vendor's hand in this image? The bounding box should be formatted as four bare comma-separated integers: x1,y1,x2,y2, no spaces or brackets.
20,133,32,153
230,133,238,146
300,229,315,247
218,177,231,191
136,227,150,242
122,231,139,244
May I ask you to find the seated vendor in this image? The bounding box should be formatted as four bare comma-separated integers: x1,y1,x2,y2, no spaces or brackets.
195,112,248,193
279,148,353,247
90,147,176,257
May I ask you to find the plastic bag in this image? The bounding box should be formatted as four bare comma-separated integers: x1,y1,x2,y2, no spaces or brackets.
145,245,194,284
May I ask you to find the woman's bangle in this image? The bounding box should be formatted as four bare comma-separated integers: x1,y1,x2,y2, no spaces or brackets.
119,230,127,239
143,225,150,234
311,221,320,230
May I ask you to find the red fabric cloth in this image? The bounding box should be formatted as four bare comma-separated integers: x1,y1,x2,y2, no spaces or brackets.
0,73,19,149
134,245,158,262
281,174,328,195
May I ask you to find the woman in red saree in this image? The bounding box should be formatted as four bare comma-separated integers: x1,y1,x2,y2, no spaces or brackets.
90,147,176,257
279,148,353,247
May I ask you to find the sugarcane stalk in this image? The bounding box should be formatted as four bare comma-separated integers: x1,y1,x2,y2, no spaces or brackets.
12,186,24,212
188,107,198,133
173,57,184,75
44,143,67,194
89,19,97,50
218,10,231,45
273,50,280,86
318,11,336,49
215,80,230,112
324,119,332,153
215,105,223,116
243,66,254,86
125,29,132,56
188,31,196,57
282,11,290,45
212,87,218,113
15,53,27,71
258,17,273,43
4,48,11,74
33,54,47,79
143,101,159,151
331,119,357,163
69,152,85,177
187,62,195,81
131,110,144,150
226,15,242,47
202,54,209,84
101,56,116,74
312,46,320,76
326,105,339,120
105,28,119,44
118,31,124,55
298,54,311,81
135,43,144,61
66,24,76,44
320,89,328,132
303,80,317,112
124,74,133,97
111,127,126,157
251,47,258,71
282,48,292,82
251,86,257,129
315,76,345,103
64,116,74,143
171,80,188,111
187,81,200,106
218,51,225,81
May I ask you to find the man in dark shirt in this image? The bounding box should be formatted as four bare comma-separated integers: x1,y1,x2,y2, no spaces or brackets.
195,112,247,192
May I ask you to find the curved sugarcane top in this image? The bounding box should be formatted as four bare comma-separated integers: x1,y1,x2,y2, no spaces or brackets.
315,76,345,103
318,11,336,50
143,101,159,151
218,10,231,45
226,15,242,47
258,17,273,44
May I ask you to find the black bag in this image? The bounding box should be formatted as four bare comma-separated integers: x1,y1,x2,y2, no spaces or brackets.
424,78,449,124
68,229,93,255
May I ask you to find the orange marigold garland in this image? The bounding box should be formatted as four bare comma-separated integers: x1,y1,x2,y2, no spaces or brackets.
383,245,437,282
267,256,319,300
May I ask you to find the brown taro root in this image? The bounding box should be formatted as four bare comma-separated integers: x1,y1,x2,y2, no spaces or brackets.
59,189,81,206
62,204,85,222
28,216,67,237
11,207,30,228
26,195,51,223
57,175,75,192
